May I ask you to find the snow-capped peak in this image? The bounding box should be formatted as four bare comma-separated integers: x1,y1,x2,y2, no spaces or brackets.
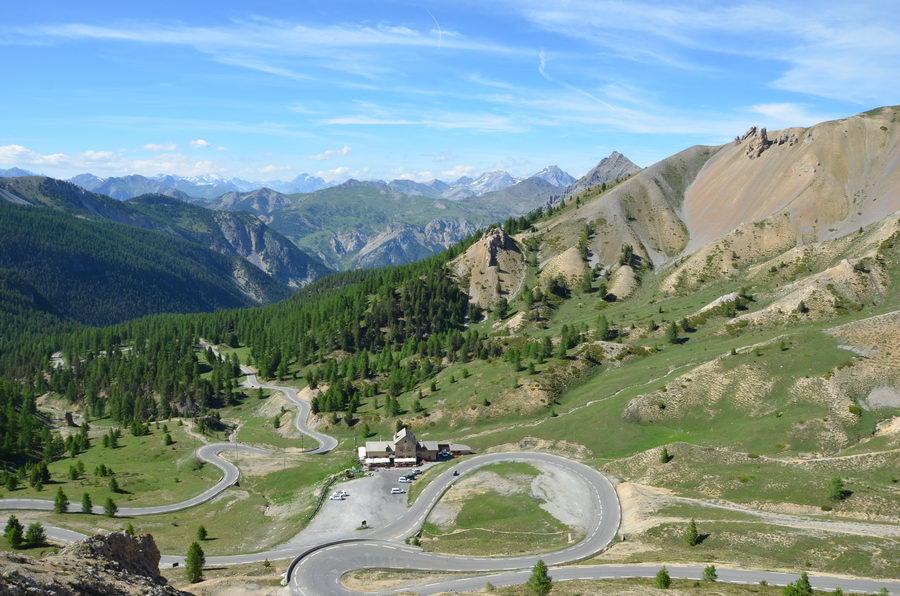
531,165,575,188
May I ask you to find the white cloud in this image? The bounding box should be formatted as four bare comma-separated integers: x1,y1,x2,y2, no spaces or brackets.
0,143,222,177
143,143,177,151
314,166,351,181
0,144,68,166
189,139,211,148
259,164,292,174
393,170,435,181
215,146,227,151
310,145,351,160
440,164,478,179
749,103,838,127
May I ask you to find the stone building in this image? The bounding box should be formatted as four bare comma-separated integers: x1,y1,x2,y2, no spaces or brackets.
358,427,472,467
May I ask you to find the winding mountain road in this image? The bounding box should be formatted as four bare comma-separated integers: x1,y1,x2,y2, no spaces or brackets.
241,367,338,454
1,343,897,595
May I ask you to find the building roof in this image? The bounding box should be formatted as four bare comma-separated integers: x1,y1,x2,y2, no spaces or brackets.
394,457,417,463
418,441,441,451
450,443,472,452
393,427,415,442
365,457,391,464
365,441,393,452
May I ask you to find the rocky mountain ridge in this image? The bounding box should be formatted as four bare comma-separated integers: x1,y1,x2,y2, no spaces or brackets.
565,151,642,197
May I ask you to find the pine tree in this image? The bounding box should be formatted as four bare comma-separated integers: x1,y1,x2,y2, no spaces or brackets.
526,559,552,595
703,564,717,581
685,518,700,546
829,476,847,501
596,315,609,341
655,566,671,589
4,515,24,549
197,525,208,541
25,522,45,546
53,487,69,513
666,321,679,344
783,572,813,596
104,497,118,517
660,447,670,464
109,476,120,493
81,493,93,514
185,541,206,583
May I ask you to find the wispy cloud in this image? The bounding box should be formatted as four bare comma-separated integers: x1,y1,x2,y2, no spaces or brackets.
8,19,525,81
143,142,177,151
259,164,292,174
310,145,351,160
508,0,900,104
749,103,839,127
189,139,211,148
324,112,524,133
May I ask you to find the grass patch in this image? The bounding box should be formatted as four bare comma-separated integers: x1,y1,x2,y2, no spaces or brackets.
3,421,219,507
422,491,577,556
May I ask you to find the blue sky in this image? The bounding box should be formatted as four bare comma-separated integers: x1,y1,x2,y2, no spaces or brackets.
1,1,898,182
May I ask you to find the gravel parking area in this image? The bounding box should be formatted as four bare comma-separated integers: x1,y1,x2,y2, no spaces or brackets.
287,466,432,545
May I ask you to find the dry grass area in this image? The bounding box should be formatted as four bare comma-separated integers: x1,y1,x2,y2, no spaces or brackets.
621,357,776,423
342,569,470,592
484,577,810,595
162,560,286,595
608,264,638,299
539,246,587,288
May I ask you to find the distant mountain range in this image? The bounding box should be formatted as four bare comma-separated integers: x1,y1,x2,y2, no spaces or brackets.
56,164,580,202
1,155,639,271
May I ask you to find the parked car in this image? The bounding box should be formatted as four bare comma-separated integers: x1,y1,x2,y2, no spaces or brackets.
398,476,413,483
336,490,349,497
390,487,406,494
410,469,422,476
329,494,345,501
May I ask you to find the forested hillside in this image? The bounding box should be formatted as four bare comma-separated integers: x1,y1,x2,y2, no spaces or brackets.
0,201,291,329
0,176,331,289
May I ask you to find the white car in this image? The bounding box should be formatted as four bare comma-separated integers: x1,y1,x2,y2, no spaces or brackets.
398,476,413,483
336,490,350,497
329,494,345,501
390,487,406,494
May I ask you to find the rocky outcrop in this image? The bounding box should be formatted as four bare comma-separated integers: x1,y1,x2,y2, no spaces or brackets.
0,532,187,595
330,231,368,256
739,126,801,159
351,219,477,269
451,227,526,308
213,212,329,288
